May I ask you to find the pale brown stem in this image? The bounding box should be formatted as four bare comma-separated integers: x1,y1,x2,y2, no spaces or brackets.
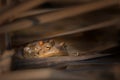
0,0,118,34
0,0,47,25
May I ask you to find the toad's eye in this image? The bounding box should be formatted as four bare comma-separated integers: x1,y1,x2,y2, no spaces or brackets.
46,46,51,50
45,44,51,50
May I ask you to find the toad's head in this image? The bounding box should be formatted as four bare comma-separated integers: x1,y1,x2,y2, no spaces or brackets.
24,40,68,58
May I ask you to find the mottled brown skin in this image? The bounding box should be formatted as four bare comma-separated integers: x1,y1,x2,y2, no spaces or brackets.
23,40,68,58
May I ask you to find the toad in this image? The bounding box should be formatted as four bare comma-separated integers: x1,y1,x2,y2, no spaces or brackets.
23,40,68,58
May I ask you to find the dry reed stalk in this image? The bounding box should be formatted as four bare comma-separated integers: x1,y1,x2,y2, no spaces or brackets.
0,0,118,34
0,0,47,25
